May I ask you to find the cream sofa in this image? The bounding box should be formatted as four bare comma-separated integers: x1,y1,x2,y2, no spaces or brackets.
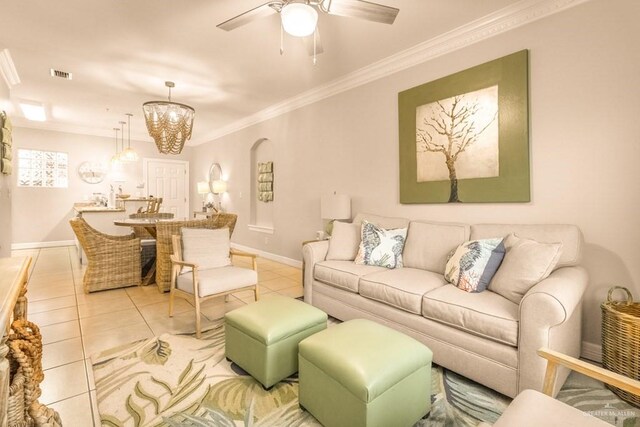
302,213,587,398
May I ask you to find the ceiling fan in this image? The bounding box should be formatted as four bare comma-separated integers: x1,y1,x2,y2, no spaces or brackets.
217,0,400,62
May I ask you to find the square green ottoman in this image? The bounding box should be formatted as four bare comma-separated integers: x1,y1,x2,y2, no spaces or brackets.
224,295,327,388
299,319,432,427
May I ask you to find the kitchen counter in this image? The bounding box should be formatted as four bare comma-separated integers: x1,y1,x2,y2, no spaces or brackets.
74,206,125,214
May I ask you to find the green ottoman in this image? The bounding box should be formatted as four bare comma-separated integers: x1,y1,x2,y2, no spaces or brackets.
299,319,432,427
224,295,327,388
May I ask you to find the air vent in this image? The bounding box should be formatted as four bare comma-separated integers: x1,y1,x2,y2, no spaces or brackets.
49,68,72,80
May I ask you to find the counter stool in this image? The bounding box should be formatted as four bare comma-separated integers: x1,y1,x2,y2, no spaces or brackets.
298,319,432,427
224,295,327,388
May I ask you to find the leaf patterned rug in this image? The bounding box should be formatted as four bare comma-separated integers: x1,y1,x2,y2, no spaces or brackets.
92,319,639,426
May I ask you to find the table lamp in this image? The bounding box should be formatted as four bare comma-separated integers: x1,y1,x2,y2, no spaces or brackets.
197,181,209,211
321,193,351,236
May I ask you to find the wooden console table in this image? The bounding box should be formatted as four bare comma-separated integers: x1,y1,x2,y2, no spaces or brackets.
0,256,31,427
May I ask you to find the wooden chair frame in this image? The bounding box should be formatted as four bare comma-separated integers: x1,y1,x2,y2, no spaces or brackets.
539,347,640,396
169,234,259,338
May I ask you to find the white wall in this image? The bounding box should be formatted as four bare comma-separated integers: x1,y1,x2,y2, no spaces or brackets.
190,0,640,347
11,127,191,244
0,83,11,256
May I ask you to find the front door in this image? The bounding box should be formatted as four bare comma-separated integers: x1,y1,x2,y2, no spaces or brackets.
144,159,189,218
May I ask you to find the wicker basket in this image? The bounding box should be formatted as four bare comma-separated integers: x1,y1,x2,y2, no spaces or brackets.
601,286,640,407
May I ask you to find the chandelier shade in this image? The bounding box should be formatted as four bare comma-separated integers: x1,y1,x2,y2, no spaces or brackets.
281,3,318,37
120,113,139,162
143,82,195,155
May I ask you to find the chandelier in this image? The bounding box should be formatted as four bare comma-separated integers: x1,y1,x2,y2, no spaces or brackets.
142,81,195,155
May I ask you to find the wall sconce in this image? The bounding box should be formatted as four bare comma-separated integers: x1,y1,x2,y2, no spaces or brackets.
197,181,209,211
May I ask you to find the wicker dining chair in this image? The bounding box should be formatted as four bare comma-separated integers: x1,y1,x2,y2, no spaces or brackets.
129,212,174,239
70,217,141,293
155,214,238,292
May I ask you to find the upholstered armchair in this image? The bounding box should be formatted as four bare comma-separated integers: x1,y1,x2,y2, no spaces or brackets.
169,227,258,338
69,217,141,293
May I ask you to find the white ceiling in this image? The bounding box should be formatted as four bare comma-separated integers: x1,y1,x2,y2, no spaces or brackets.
0,0,522,145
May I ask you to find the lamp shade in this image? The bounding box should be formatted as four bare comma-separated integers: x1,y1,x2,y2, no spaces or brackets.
281,3,318,37
211,179,227,194
321,194,351,220
197,181,209,194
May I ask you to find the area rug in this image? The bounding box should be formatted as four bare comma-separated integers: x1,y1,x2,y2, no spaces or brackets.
92,319,639,426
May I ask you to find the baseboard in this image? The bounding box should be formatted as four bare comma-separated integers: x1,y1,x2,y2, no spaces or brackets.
11,240,75,250
230,243,302,269
581,341,602,363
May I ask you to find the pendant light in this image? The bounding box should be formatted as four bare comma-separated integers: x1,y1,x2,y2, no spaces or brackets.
110,127,121,167
120,113,138,162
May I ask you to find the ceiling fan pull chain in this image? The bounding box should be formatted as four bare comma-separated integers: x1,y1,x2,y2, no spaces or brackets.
280,23,284,55
313,28,317,65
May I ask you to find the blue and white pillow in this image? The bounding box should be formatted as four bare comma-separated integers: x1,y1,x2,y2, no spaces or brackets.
445,238,505,293
354,221,407,269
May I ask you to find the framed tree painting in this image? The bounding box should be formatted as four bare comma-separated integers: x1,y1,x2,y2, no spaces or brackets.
398,50,530,203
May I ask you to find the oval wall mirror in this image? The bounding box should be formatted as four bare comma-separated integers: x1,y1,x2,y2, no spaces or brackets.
208,163,223,193
78,161,107,184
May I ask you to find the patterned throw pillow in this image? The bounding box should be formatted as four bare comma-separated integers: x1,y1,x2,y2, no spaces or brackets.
354,221,407,269
445,238,505,293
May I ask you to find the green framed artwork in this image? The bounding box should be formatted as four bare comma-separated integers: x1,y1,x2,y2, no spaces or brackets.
398,50,530,203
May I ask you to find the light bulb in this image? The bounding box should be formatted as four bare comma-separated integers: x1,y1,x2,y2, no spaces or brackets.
281,3,318,37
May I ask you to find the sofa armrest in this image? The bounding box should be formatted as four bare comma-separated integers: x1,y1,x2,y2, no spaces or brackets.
302,240,330,304
518,266,588,395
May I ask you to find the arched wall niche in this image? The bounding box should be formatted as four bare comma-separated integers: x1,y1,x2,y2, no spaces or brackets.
248,137,274,233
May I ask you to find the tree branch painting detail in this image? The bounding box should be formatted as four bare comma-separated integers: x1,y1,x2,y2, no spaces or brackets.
415,85,499,203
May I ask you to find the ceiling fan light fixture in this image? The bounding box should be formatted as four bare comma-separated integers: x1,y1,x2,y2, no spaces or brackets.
143,81,195,155
281,3,318,37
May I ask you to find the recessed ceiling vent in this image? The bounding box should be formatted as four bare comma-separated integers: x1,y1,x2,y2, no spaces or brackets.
49,68,72,80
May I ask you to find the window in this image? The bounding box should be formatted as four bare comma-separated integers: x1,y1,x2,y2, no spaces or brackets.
17,149,68,188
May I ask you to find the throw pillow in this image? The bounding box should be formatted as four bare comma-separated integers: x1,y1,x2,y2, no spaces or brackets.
444,238,505,293
326,221,361,261
181,227,231,270
354,221,407,269
489,233,563,304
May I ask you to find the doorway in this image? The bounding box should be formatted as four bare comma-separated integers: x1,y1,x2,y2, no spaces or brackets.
142,158,189,218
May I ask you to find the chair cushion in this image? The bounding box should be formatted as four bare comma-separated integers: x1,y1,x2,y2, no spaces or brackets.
354,221,407,269
314,260,386,293
403,220,469,274
489,233,563,304
359,268,446,314
177,266,257,296
493,389,610,427
422,284,519,346
181,227,231,270
326,222,361,261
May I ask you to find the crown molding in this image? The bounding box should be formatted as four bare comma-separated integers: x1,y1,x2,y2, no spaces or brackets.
192,0,591,145
0,49,20,89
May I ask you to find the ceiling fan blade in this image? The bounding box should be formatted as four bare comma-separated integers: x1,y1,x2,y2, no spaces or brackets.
303,28,324,56
217,2,281,31
324,0,399,25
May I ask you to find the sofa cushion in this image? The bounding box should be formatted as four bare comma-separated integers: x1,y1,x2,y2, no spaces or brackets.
355,221,408,269
403,221,470,274
314,260,386,293
422,284,519,346
470,224,581,269
359,268,446,314
353,213,410,229
326,222,361,261
444,238,505,293
489,234,563,304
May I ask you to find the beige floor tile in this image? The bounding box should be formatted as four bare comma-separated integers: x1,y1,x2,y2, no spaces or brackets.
75,288,128,305
233,288,266,301
259,277,299,291
42,337,84,370
126,285,169,307
82,323,154,357
40,360,89,405
257,270,281,281
29,285,75,302
287,274,303,285
28,279,75,293
29,306,78,327
277,285,304,299
271,266,302,277
90,390,100,426
77,298,135,319
49,392,95,427
138,298,192,322
28,295,77,315
80,308,146,336
40,320,81,345
147,310,218,336
85,358,96,391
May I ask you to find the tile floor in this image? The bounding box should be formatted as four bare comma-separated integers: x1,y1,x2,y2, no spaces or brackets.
11,245,304,426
